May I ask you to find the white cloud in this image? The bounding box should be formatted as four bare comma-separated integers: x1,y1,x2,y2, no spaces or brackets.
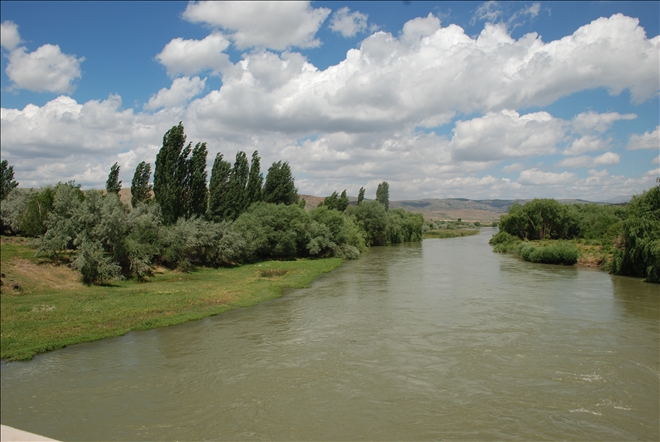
450,110,564,162
156,33,230,77
329,7,368,38
626,126,659,150
5,44,84,93
571,111,636,134
1,21,21,50
145,77,206,110
180,13,658,139
557,152,620,168
563,135,607,155
653,156,659,165
182,1,331,50
502,162,524,173
472,1,501,25
518,168,575,185
0,95,154,163
400,13,441,46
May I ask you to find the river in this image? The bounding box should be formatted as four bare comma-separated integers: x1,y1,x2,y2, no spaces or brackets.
1,228,658,440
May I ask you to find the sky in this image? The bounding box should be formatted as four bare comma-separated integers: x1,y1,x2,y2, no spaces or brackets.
1,1,658,202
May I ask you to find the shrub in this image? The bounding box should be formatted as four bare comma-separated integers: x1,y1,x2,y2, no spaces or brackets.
516,241,578,265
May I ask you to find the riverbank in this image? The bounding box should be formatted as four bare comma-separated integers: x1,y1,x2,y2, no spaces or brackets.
0,236,342,361
423,229,479,239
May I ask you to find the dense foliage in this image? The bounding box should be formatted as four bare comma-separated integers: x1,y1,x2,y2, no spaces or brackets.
611,186,660,283
1,159,18,201
105,162,122,194
1,131,423,285
492,187,659,282
130,161,152,207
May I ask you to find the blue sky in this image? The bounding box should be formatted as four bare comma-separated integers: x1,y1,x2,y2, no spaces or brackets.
1,1,658,201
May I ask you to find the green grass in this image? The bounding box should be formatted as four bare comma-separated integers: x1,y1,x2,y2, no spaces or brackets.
1,237,342,361
423,229,479,239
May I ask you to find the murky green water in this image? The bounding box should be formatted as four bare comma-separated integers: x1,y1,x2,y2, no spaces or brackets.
2,229,658,440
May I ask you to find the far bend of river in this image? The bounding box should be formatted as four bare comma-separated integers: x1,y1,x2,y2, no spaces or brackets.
1,229,658,441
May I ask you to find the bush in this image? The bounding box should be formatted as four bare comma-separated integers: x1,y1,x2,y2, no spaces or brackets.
489,231,519,253
516,241,578,265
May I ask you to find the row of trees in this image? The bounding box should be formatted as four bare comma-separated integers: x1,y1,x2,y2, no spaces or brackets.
493,188,659,282
1,123,423,284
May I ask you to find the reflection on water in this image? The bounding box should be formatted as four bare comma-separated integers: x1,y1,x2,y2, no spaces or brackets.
2,229,658,441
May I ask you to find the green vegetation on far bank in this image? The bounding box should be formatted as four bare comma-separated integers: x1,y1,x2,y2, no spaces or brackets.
490,185,660,282
1,236,342,361
423,229,479,239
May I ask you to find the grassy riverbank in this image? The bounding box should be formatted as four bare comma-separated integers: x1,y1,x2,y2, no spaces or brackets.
423,229,479,239
1,236,342,361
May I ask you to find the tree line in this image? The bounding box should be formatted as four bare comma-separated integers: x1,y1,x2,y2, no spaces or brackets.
489,188,660,283
1,123,423,284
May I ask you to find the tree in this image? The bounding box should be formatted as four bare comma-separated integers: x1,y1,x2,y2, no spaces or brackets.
338,190,349,212
105,162,122,194
347,200,388,246
262,161,298,205
246,151,263,207
130,161,152,207
226,151,249,220
154,122,190,224
357,187,365,205
376,181,389,211
1,159,18,200
186,142,208,218
322,191,339,210
207,153,232,222
611,186,660,283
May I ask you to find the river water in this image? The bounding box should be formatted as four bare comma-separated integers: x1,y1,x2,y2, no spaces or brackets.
1,229,658,440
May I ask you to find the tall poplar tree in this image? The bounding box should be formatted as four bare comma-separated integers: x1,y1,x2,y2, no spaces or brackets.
226,151,249,219
357,187,365,205
246,150,263,207
207,153,232,222
130,161,152,207
186,142,208,218
376,181,389,211
154,122,190,224
105,162,121,194
262,161,298,205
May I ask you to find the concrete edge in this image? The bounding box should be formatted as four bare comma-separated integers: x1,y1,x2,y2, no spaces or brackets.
1,425,59,441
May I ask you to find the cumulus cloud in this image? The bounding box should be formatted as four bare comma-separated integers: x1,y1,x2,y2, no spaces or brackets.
182,1,331,50
502,162,525,173
1,95,136,157
557,152,620,168
156,33,230,77
572,111,636,134
1,21,21,50
329,7,369,38
145,77,206,110
518,168,575,185
450,110,564,162
179,13,658,138
562,135,607,155
626,126,659,150
5,44,84,93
